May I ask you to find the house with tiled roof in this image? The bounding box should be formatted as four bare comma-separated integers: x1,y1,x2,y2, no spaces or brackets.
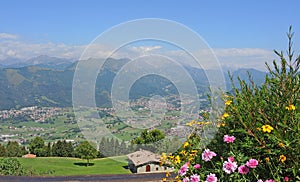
127,149,173,173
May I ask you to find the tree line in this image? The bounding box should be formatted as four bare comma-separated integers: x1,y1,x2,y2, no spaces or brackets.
0,141,27,157
0,137,136,158
99,129,170,157
0,128,181,158
0,137,89,158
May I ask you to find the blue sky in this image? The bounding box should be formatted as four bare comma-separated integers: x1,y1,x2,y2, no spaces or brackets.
0,0,299,70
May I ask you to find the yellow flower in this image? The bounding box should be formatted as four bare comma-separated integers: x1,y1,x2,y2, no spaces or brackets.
162,178,167,182
166,171,171,177
186,122,192,126
280,155,286,163
221,113,230,120
265,157,270,162
197,121,204,125
262,125,274,133
174,155,181,164
225,100,232,106
278,142,284,148
183,142,189,148
189,153,196,157
188,156,194,162
285,104,296,111
179,150,187,156
217,123,225,127
161,153,167,159
191,149,198,154
186,120,196,126
168,155,174,160
189,150,197,157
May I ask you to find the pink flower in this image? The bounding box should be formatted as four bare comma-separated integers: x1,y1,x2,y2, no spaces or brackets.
228,156,235,162
246,159,258,168
223,159,238,174
178,163,189,176
183,177,190,182
265,180,275,182
205,173,218,182
190,174,200,182
257,180,263,182
284,176,289,181
238,165,249,174
223,135,236,143
202,149,217,162
193,164,201,169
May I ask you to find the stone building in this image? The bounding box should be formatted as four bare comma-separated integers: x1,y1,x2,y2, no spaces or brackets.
127,149,173,173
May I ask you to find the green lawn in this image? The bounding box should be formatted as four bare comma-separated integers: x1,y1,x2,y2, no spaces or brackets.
18,156,131,176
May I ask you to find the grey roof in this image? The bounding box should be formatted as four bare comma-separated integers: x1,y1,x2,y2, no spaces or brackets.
127,149,161,166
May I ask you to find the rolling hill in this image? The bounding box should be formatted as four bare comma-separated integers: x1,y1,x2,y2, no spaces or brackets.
0,56,267,110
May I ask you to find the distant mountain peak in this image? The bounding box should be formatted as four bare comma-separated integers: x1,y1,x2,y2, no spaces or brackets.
0,55,75,70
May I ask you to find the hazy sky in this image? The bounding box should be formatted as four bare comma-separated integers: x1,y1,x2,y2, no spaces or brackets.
0,0,299,70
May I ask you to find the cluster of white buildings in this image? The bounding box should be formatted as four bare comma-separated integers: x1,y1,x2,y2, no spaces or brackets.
0,106,65,122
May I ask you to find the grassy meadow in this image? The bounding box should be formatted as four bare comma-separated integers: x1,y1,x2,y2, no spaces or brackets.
18,156,131,176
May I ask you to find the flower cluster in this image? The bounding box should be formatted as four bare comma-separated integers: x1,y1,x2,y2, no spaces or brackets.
169,147,263,181
285,104,296,111
162,134,271,182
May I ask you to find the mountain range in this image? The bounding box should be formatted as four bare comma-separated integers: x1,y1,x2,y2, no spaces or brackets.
0,56,267,110
0,55,74,70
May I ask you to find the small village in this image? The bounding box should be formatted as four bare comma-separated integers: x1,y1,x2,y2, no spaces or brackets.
0,94,207,146
0,106,66,122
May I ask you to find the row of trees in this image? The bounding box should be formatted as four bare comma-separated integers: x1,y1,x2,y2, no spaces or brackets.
0,128,170,159
0,137,94,160
29,137,74,157
0,141,27,157
99,137,134,157
29,137,98,166
99,129,168,157
27,137,128,159
0,136,144,159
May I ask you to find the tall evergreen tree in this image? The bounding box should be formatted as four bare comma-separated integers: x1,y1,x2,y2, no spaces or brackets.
20,146,28,156
119,141,127,155
113,138,120,156
6,141,23,157
65,141,74,157
98,138,106,158
45,142,52,157
52,140,62,156
0,144,6,157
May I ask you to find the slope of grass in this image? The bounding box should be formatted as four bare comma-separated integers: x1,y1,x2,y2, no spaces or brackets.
19,156,130,176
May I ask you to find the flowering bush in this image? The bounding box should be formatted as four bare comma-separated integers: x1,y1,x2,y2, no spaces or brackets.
161,27,299,181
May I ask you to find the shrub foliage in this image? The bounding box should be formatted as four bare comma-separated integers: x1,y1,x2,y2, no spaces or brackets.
162,27,299,182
